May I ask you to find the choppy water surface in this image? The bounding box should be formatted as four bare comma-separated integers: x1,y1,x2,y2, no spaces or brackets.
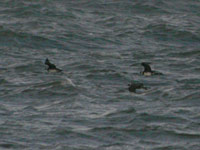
0,0,200,150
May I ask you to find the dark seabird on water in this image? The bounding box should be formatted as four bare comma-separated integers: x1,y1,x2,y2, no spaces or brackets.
128,82,147,92
141,62,162,76
45,58,62,72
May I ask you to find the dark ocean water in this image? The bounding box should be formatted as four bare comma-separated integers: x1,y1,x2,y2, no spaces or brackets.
0,0,200,150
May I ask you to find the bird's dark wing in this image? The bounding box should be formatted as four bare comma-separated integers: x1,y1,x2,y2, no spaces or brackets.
49,64,57,69
141,63,152,72
152,71,163,75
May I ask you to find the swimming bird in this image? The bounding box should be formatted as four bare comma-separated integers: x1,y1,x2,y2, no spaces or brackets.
141,62,162,76
45,58,62,72
128,82,147,92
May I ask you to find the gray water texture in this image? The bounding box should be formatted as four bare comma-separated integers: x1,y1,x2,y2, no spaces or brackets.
0,0,200,150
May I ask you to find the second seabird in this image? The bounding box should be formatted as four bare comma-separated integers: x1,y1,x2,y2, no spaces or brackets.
45,58,62,73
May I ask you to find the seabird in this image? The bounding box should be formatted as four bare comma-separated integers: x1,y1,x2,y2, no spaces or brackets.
128,82,147,92
141,62,162,76
45,58,62,72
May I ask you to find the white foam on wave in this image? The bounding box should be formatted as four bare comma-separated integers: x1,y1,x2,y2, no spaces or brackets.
61,72,76,87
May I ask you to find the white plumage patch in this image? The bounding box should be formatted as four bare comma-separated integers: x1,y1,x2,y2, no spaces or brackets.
48,69,60,73
143,72,152,76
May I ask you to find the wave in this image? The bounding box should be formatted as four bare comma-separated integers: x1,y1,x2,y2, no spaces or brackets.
0,27,63,49
0,143,26,149
143,23,200,42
